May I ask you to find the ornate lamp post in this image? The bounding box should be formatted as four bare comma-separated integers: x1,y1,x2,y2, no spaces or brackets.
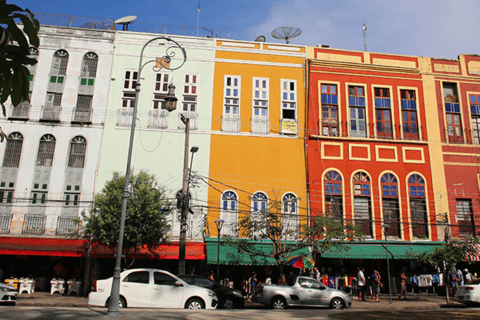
107,36,186,316
381,223,393,304
215,219,225,282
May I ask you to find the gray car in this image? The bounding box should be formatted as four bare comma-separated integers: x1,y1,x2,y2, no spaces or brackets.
253,276,352,309
0,283,18,306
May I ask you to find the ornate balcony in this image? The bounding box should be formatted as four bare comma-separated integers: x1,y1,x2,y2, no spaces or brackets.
251,117,270,134
116,108,134,127
22,214,46,235
0,214,12,234
9,102,31,120
71,108,93,124
221,115,240,133
148,109,169,129
56,216,79,236
40,105,62,122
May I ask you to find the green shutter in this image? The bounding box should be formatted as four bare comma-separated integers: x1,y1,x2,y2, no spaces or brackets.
80,78,87,85
50,76,56,83
88,79,94,86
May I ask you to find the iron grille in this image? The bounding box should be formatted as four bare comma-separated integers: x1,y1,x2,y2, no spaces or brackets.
72,108,93,123
2,133,23,168
36,136,56,166
0,214,12,234
116,108,134,127
148,109,169,129
22,214,46,235
67,137,86,168
52,51,68,75
10,102,31,119
56,217,78,235
40,105,62,121
80,53,98,78
221,115,240,133
251,117,270,134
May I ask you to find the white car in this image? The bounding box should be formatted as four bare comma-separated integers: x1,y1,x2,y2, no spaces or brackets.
88,268,217,309
456,278,480,305
0,283,18,305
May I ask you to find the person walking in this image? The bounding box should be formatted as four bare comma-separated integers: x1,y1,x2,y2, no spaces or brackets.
399,271,407,299
357,267,366,301
371,270,381,302
456,268,464,286
464,269,472,283
449,269,458,299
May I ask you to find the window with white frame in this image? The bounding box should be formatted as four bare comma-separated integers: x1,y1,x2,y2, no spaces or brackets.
282,193,299,239
470,94,480,145
152,72,170,109
2,132,23,168
67,136,86,168
224,76,240,116
182,73,198,112
80,52,98,87
281,80,296,120
253,78,269,117
36,134,56,167
220,191,238,237
122,70,137,108
45,92,62,108
50,49,68,84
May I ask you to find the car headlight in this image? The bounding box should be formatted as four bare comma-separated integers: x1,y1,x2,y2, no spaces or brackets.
208,290,216,297
232,290,243,297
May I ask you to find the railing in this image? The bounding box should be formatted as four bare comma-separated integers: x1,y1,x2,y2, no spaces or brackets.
56,216,79,236
22,214,46,235
178,112,198,130
9,103,31,120
251,117,270,134
148,109,169,129
33,12,214,37
221,222,238,238
116,108,134,127
71,108,93,124
221,116,241,133
0,214,12,234
40,105,62,122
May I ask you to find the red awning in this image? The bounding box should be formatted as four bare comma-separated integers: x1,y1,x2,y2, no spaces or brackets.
90,242,205,260
0,237,88,257
465,244,480,261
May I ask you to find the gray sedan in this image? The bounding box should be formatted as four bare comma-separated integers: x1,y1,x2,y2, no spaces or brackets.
0,282,18,305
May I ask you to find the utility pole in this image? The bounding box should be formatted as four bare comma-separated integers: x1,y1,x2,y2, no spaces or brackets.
178,115,190,276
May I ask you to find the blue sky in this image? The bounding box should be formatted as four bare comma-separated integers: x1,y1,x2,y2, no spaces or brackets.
14,0,480,59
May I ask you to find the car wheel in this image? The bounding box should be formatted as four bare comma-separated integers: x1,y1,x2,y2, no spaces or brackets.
185,298,205,309
106,296,126,308
221,297,235,309
271,296,286,310
330,297,345,310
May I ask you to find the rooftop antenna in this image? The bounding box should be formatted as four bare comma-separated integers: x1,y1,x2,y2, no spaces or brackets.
196,1,200,36
271,26,302,44
363,23,367,51
115,15,137,31
254,35,266,42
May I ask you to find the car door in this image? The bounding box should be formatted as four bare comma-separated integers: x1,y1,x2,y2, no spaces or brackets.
151,271,185,308
121,270,152,307
297,278,328,306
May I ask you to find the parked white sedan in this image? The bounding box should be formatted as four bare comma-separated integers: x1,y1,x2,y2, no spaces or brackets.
0,283,18,306
456,278,480,305
88,268,218,309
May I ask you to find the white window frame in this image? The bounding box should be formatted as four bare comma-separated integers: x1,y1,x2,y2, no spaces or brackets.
182,73,198,113
252,77,269,118
223,75,241,117
122,69,138,108
281,79,297,120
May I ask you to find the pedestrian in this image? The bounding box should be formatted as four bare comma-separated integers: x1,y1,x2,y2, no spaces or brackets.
357,267,366,301
251,271,258,294
370,270,381,302
399,271,407,299
449,269,457,298
456,268,464,286
464,269,472,283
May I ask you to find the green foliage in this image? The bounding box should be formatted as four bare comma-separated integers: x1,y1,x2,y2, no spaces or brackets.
0,0,39,140
78,171,172,268
416,237,479,269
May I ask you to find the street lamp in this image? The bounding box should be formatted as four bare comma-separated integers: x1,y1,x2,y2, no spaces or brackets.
107,36,186,316
178,145,199,275
215,219,225,282
381,223,393,304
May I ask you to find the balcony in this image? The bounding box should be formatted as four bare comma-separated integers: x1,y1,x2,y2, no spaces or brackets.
280,118,298,135
251,117,270,134
40,105,62,123
178,112,198,130
22,214,46,235
56,216,79,236
71,108,93,124
148,109,169,129
0,214,12,234
222,115,240,133
116,108,134,127
9,102,30,120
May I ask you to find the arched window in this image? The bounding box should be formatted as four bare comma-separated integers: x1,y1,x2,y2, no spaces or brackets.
408,174,428,238
81,52,98,78
28,47,39,78
252,192,268,212
67,136,86,168
51,49,69,75
220,191,238,237
381,173,400,237
282,193,299,240
36,134,56,166
324,170,343,222
2,132,24,168
353,171,372,237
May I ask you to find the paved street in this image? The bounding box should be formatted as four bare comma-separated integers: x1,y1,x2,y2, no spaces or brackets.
1,292,480,319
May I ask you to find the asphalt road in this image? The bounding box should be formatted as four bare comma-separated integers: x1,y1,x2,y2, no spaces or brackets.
2,307,480,320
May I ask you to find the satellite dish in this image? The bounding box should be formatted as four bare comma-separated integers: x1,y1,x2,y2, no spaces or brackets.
255,35,266,42
271,26,302,44
115,15,137,31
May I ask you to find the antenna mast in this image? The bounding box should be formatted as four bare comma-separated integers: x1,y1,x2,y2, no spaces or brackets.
196,1,200,36
363,23,367,51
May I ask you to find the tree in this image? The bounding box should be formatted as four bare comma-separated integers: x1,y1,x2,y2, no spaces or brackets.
226,192,362,284
0,0,39,134
415,236,479,304
78,171,172,269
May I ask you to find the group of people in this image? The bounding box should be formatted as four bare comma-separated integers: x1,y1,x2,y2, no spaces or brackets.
357,267,384,302
448,268,473,298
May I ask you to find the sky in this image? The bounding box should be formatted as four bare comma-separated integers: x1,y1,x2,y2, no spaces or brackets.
14,0,480,60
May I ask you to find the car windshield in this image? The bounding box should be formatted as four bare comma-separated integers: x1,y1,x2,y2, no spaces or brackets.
178,276,215,288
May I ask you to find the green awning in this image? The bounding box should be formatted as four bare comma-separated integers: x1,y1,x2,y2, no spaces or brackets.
321,243,442,260
205,238,312,266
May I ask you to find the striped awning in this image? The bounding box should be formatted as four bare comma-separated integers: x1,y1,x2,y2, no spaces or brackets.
465,244,480,261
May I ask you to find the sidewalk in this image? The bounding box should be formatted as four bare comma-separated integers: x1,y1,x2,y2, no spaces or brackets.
15,292,467,310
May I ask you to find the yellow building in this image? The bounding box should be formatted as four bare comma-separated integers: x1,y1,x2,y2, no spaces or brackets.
205,39,308,269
